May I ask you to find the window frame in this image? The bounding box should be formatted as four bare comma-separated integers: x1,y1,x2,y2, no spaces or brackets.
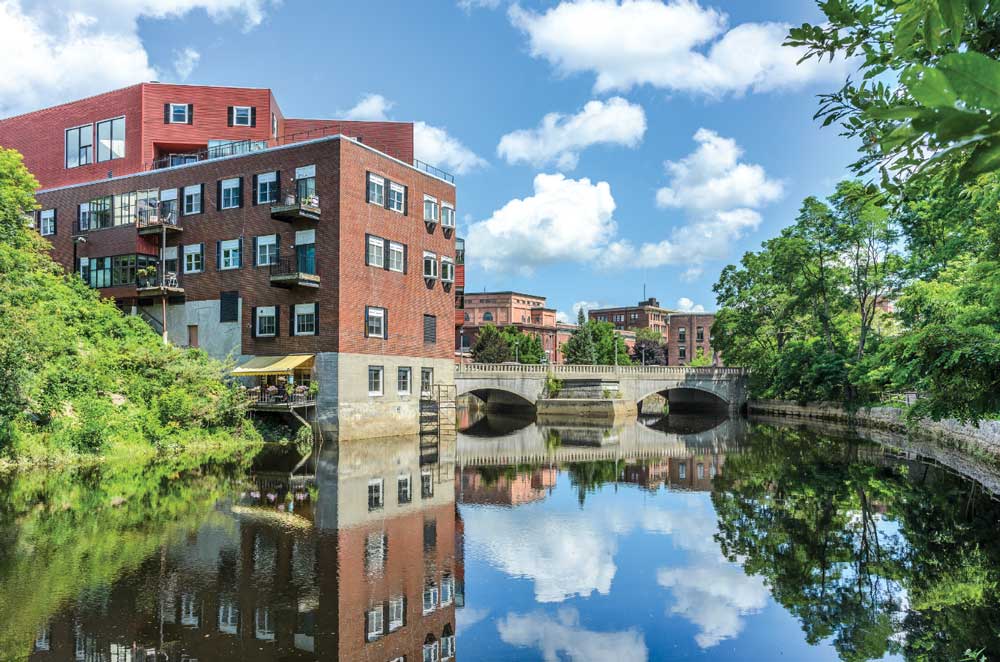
397,367,411,395
423,251,438,279
368,365,384,396
388,596,405,632
368,478,384,510
368,173,385,206
233,106,252,127
220,177,241,210
441,203,455,228
367,235,385,268
423,195,439,223
169,103,189,124
219,239,241,270
256,171,278,204
183,185,202,215
96,116,126,162
388,182,405,213
255,306,276,337
39,209,56,236
183,244,204,274
366,606,384,641
294,302,317,336
441,257,454,283
388,242,405,273
255,234,278,267
397,473,412,504
65,123,93,169
366,307,386,339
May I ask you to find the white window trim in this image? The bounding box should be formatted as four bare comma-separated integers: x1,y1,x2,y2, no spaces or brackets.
389,596,405,631
423,195,439,223
368,366,384,396
441,203,455,228
367,307,386,339
368,236,385,268
256,306,276,337
388,242,405,273
397,367,411,395
221,178,240,210
423,251,438,279
256,171,277,204
368,173,385,205
294,303,317,336
183,244,203,274
233,106,252,126
183,184,202,215
441,257,454,283
366,606,383,641
256,234,277,266
220,239,240,270
169,103,189,124
388,182,405,213
39,210,55,236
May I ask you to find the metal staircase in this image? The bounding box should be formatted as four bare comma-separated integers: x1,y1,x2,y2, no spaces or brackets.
420,384,457,442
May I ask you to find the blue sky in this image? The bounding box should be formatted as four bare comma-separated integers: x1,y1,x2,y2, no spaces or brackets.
3,0,859,319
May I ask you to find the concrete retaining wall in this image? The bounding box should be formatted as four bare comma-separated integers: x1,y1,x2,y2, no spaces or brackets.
750,399,1000,458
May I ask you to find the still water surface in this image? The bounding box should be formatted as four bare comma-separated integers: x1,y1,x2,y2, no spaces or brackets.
4,412,1000,661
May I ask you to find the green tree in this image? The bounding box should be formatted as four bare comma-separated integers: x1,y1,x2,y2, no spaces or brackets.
471,324,511,364
563,319,631,365
688,347,713,367
631,337,667,365
500,325,545,363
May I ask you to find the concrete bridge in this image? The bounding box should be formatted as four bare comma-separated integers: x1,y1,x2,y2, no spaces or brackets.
455,364,749,414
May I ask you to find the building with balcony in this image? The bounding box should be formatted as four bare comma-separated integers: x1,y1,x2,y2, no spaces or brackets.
11,83,459,440
457,291,572,364
588,297,721,366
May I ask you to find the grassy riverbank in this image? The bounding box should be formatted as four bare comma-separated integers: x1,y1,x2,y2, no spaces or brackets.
0,148,261,468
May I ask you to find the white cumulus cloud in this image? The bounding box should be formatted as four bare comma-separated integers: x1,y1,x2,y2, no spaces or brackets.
336,93,486,176
509,0,852,97
675,297,705,312
601,129,781,270
0,0,273,117
498,608,649,662
467,173,617,274
172,47,200,80
497,97,646,170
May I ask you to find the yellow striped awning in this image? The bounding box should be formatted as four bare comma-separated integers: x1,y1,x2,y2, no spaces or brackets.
231,354,314,376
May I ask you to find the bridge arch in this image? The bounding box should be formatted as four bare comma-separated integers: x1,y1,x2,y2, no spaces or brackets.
459,387,537,412
634,384,732,414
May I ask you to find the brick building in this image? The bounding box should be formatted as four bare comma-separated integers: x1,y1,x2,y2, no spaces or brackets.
5,83,460,439
589,297,720,366
457,291,574,364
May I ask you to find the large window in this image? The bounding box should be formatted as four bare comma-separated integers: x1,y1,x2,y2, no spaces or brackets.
255,234,278,266
368,173,385,206
220,177,241,210
423,251,438,279
367,235,385,268
81,254,156,288
183,243,204,274
219,239,241,270
160,188,178,223
389,182,405,213
389,242,405,272
255,306,276,337
96,117,125,162
183,185,202,215
441,257,454,283
65,124,93,168
294,303,317,336
397,367,411,395
38,209,55,236
296,230,316,274
368,366,384,396
366,307,386,339
424,195,439,223
295,165,316,202
256,171,278,204
441,204,455,228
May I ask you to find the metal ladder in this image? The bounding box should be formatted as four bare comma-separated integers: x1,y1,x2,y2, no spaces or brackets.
419,383,457,441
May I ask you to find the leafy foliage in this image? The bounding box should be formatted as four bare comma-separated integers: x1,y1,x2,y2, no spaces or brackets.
471,324,512,363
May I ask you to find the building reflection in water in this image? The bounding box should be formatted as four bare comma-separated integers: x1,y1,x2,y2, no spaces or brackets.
29,435,460,662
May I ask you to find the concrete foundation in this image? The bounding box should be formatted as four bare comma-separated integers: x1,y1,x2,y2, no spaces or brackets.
536,398,638,422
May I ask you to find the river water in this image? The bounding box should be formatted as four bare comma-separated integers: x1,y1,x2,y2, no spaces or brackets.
4,411,1000,661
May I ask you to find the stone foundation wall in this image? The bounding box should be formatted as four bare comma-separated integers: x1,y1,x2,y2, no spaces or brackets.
749,399,1000,458
536,398,638,422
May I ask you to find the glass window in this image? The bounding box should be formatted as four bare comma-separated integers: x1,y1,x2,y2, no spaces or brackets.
424,195,439,223
679,463,687,479
159,188,178,223
255,607,274,641
221,178,241,210
388,597,405,631
421,468,434,498
442,635,456,660
421,368,434,396
90,256,111,288
441,204,455,228
366,606,383,641
423,251,438,279
113,192,136,227
256,306,276,337
218,601,239,635
678,327,687,342
422,585,438,615
183,243,203,273
368,365,384,396
367,479,384,511
389,242,405,272
220,239,241,270
294,303,317,336
295,165,316,202
696,326,705,342
96,117,125,162
441,575,455,606
389,182,405,213
233,106,252,126
367,235,384,267
65,124,93,168
39,209,55,236
397,473,411,504
368,173,384,205
678,346,686,360
183,185,202,215
169,103,189,123
441,257,454,283
256,234,277,266
366,307,385,339
397,367,411,395
423,641,439,662
256,171,278,204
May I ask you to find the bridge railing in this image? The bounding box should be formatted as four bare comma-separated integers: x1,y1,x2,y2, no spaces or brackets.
454,363,747,377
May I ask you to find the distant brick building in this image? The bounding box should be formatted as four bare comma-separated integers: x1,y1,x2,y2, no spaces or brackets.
7,83,459,439
589,297,721,366
458,291,573,364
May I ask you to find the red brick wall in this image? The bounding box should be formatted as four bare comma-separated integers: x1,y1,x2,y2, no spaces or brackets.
0,85,144,189
34,136,454,360
336,140,455,360
284,119,414,164
666,313,718,365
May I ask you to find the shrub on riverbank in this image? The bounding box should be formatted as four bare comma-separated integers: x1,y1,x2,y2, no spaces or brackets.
0,148,259,465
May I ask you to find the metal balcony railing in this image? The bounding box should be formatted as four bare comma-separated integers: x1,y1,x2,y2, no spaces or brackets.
414,159,455,184
137,272,181,290
269,256,316,278
135,204,180,230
